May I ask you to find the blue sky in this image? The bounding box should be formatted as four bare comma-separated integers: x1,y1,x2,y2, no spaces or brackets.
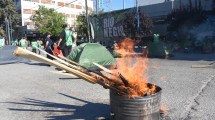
112,0,134,11
95,0,134,12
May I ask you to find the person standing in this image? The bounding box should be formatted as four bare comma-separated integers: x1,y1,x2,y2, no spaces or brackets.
0,36,5,48
31,39,38,53
44,32,54,60
37,38,42,54
57,24,74,57
71,27,77,50
19,37,28,49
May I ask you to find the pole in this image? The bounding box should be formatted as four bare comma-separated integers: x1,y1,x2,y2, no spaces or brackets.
123,0,125,9
136,0,140,39
96,0,98,14
10,14,13,42
6,17,11,45
85,0,90,42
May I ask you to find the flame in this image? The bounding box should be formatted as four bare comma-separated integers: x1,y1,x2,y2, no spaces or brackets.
113,38,156,97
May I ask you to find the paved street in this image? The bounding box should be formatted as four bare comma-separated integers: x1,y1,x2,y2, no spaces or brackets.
0,53,215,120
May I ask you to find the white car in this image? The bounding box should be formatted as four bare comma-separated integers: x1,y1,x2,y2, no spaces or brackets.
0,36,5,48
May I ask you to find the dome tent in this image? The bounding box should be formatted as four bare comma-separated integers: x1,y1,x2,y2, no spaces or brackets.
68,43,116,68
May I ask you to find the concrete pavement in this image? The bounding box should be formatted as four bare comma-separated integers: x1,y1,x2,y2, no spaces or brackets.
0,53,215,120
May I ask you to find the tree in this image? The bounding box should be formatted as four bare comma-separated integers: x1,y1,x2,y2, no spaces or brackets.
31,6,66,38
0,0,20,41
122,9,153,38
75,9,104,42
76,13,88,42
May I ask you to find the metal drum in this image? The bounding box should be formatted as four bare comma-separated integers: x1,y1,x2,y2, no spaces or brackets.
110,84,162,120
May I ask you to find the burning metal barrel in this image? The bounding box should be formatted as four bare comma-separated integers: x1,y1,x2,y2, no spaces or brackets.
110,84,162,120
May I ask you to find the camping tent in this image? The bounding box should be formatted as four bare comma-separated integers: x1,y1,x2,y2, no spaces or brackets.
68,43,116,68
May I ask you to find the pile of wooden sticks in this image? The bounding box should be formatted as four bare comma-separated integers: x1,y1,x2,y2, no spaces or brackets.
14,47,155,97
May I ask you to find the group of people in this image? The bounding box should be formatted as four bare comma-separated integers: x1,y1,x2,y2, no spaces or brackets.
15,36,42,54
45,24,77,59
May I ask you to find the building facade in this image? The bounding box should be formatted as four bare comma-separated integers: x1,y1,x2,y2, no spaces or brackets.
134,0,214,35
14,0,93,37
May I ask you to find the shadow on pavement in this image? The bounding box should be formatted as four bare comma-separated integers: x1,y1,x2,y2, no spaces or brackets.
25,62,51,67
4,93,110,120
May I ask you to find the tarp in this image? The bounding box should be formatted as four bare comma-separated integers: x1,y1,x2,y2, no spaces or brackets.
68,43,116,68
0,46,30,65
147,42,173,58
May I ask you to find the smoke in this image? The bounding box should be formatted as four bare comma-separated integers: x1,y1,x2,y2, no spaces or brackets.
190,17,215,41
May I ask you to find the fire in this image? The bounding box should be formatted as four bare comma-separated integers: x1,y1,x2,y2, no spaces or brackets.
113,38,156,97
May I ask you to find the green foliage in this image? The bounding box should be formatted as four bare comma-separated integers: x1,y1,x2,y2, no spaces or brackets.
76,13,88,41
75,9,105,41
0,0,20,36
31,6,66,36
167,7,206,31
122,9,153,38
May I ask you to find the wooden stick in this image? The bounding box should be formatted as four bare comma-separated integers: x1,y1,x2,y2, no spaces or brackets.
93,62,114,74
14,47,96,84
57,55,123,85
14,47,128,95
93,62,129,86
37,47,92,76
57,53,79,66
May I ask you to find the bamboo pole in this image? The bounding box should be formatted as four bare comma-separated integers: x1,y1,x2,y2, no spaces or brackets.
14,47,96,84
14,47,128,95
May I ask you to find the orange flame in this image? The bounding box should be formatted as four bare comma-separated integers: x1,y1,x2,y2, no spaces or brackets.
113,38,156,97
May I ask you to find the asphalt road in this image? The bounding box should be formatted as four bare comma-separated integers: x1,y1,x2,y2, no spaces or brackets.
0,53,215,120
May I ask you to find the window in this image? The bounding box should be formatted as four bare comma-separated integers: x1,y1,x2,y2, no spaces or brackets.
71,4,74,8
41,0,51,4
58,2,64,6
31,0,39,2
88,7,92,11
65,3,70,7
52,0,55,4
23,9,32,14
76,5,82,9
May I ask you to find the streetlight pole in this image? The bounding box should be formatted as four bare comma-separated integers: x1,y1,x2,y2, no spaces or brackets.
5,17,11,45
123,0,125,9
85,0,90,42
136,0,140,39
9,14,13,42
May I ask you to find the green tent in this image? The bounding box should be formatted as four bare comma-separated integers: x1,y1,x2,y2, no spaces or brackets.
68,43,116,68
147,42,173,58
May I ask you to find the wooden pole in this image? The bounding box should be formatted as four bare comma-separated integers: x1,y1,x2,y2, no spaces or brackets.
14,47,96,84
